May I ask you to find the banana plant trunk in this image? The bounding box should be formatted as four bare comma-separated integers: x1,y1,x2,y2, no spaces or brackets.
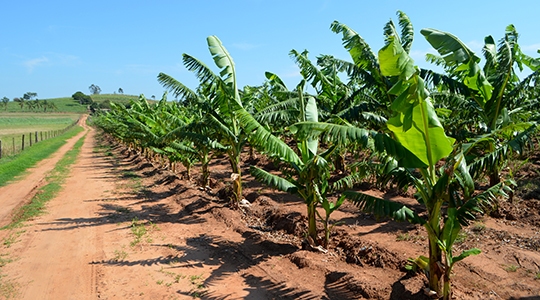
427,208,444,297
428,235,443,295
489,168,501,187
307,198,318,244
201,153,210,187
323,214,330,248
185,164,192,181
443,267,452,300
229,148,243,207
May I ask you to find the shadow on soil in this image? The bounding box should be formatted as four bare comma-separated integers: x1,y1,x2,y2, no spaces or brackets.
46,136,439,299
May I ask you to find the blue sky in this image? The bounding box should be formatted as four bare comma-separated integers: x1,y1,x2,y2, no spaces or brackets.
1,0,539,100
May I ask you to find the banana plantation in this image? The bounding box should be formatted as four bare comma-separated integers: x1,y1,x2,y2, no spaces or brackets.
93,12,540,299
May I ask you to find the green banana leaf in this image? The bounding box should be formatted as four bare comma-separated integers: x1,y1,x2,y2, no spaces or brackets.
379,34,454,168
421,28,493,104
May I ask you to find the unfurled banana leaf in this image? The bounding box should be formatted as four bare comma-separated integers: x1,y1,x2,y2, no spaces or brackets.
379,34,454,169
421,28,493,105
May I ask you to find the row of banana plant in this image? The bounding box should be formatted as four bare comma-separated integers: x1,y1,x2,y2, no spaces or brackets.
93,11,539,299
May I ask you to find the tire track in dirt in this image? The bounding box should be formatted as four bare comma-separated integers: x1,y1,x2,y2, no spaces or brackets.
0,123,117,299
0,115,89,228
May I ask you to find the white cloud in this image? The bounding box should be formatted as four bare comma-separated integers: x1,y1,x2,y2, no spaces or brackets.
21,53,81,73
23,57,49,72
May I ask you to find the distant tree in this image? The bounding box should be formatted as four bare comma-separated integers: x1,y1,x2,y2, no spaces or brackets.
1,97,9,111
118,88,124,94
89,84,101,95
47,101,58,111
41,100,49,112
23,92,38,100
14,97,25,110
72,91,93,105
151,95,156,100
26,100,36,111
33,99,42,111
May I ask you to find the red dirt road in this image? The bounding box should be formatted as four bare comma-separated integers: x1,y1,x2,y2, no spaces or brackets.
0,116,89,228
0,118,109,299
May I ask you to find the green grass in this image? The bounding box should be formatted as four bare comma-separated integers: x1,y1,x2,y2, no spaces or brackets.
130,217,149,247
4,133,86,229
503,264,520,272
0,98,86,113
454,231,468,244
0,125,83,188
112,247,128,262
0,113,81,157
0,113,79,127
90,94,141,106
0,133,85,298
0,94,142,114
129,218,158,247
0,276,19,299
0,255,12,267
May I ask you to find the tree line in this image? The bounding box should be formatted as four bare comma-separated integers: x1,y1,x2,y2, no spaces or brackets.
0,92,58,112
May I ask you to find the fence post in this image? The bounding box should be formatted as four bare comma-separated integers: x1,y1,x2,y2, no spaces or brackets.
12,137,15,154
29,133,32,147
35,131,38,143
40,131,43,141
22,134,25,151
0,140,2,159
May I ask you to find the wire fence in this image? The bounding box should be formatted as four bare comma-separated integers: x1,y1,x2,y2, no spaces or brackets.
0,118,80,159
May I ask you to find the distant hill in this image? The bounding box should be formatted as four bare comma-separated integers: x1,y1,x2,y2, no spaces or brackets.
0,94,148,114
0,97,86,114
90,94,141,106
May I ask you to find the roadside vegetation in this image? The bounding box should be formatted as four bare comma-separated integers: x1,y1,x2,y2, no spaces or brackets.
0,132,86,299
0,126,83,187
0,113,81,155
3,133,86,229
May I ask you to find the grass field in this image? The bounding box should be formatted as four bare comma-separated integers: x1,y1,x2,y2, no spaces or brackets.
0,125,84,187
0,113,81,157
0,93,140,157
1,98,86,113
4,132,86,228
0,94,141,114
90,94,141,106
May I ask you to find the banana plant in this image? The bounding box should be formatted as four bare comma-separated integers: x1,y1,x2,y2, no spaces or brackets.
422,25,538,186
299,14,511,299
238,91,371,248
329,10,416,127
158,36,248,207
246,95,322,244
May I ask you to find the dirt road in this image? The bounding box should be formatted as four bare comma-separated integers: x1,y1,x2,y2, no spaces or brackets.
0,119,111,299
0,116,89,228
